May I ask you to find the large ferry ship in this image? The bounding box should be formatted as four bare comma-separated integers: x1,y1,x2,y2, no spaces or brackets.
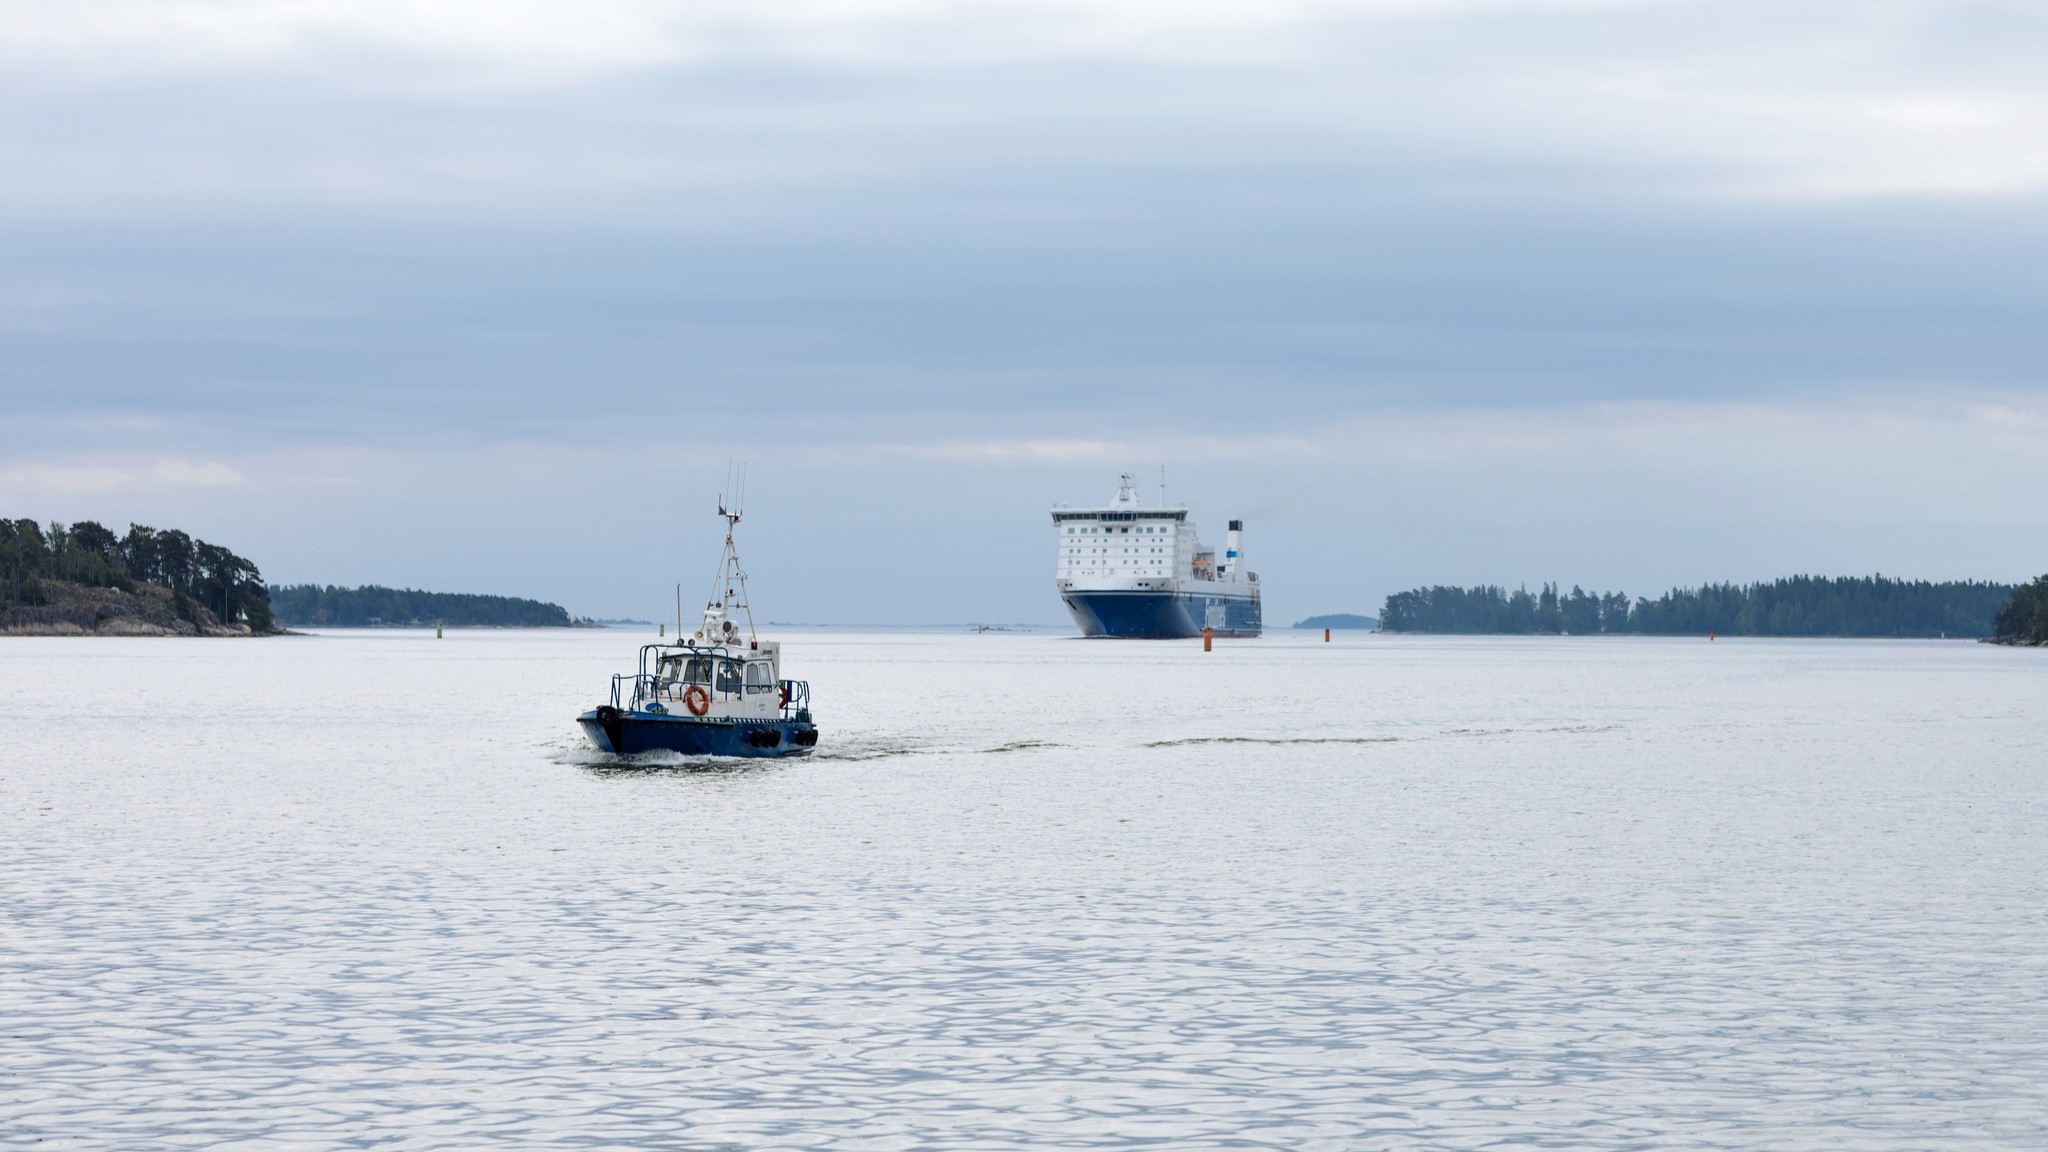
1052,475,1262,638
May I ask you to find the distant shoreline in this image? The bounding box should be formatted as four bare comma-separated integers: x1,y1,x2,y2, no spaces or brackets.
1379,576,2013,639
268,583,586,629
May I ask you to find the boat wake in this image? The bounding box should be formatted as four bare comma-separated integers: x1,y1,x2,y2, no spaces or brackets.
810,738,931,762
1146,735,1403,748
542,738,771,774
1147,723,1622,749
546,731,953,768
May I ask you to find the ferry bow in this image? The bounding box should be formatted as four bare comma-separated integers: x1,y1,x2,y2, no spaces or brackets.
1052,474,1261,639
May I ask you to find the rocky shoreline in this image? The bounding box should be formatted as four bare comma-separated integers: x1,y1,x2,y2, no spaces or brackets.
1,580,275,637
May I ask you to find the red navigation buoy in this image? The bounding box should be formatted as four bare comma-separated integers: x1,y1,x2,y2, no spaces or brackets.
1203,626,1213,652
1324,627,1331,642
1709,629,1716,641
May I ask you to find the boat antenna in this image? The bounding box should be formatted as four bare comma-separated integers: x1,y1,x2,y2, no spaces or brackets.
1160,463,1167,507
708,463,759,643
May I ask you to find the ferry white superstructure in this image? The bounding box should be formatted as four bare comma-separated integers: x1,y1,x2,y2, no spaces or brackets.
1052,474,1261,638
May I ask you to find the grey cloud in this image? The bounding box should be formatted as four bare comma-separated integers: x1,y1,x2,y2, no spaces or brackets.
4,0,2047,621
6,1,2048,215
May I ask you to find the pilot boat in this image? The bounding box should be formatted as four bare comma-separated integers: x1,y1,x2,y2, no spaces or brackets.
576,503,818,758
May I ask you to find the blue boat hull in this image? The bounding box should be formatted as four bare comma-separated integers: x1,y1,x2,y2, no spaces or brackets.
577,710,818,758
1060,589,1262,639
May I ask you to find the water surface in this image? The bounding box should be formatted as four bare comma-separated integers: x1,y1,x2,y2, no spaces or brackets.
4,630,2044,1149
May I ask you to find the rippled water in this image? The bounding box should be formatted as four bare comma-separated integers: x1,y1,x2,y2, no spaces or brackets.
4,629,2046,1149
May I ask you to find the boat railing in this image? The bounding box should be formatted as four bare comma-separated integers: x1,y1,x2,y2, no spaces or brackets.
610,672,658,710
611,672,810,721
780,679,811,720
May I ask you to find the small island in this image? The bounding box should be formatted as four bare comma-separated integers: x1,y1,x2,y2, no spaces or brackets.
1293,613,1378,630
2,518,274,635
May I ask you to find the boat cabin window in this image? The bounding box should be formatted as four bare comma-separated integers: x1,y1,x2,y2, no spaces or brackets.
745,661,773,692
683,657,714,684
716,659,742,696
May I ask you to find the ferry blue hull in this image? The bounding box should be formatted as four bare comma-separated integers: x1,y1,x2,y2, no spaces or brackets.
1061,589,1262,639
577,710,818,758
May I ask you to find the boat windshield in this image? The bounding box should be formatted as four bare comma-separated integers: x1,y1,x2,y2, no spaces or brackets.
644,647,762,702
655,654,718,685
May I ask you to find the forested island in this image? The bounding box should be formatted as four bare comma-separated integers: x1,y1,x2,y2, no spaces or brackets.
268,584,588,628
1380,576,2014,638
1992,575,2048,645
2,518,274,635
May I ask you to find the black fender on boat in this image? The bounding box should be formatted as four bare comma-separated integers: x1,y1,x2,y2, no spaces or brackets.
593,705,624,752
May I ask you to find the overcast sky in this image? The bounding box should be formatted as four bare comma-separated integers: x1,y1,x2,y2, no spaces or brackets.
3,0,2046,624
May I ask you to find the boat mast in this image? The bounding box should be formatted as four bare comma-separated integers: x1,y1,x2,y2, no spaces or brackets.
705,464,758,644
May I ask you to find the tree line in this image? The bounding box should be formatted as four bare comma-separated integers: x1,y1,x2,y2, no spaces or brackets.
1381,576,2016,638
267,584,579,628
1994,575,2048,644
1,518,272,629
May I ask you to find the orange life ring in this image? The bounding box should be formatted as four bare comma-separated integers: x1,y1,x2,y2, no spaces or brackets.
683,684,710,716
